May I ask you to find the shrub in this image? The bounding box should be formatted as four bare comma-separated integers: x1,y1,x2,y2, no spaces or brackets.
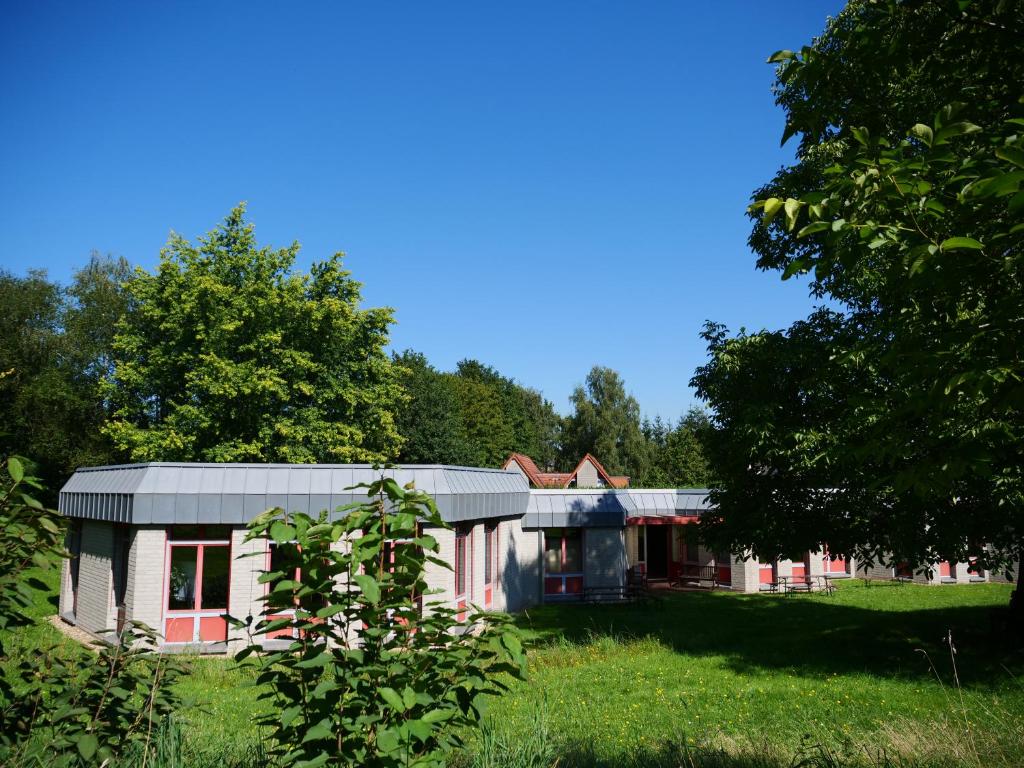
0,456,185,766
235,475,527,767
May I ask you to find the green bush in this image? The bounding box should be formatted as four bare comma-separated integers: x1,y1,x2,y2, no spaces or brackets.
0,456,186,766
235,475,527,767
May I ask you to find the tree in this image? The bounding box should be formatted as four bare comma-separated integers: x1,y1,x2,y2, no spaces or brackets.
393,351,469,465
694,0,1024,605
103,205,405,463
562,366,650,479
638,411,711,488
452,360,562,469
0,254,129,495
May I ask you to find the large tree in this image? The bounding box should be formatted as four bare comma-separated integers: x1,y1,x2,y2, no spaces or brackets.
0,254,130,493
639,407,712,489
562,366,650,479
393,351,469,465
693,0,1024,598
104,205,405,463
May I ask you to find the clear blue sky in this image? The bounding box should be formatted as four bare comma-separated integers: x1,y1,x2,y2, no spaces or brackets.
0,1,844,420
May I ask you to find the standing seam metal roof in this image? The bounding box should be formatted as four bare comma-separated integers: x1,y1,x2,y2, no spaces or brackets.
59,463,530,525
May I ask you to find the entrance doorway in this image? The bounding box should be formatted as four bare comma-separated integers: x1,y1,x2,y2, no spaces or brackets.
646,525,669,579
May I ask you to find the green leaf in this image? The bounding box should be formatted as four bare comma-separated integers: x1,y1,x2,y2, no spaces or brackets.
379,686,406,712
352,574,381,604
934,121,982,144
850,126,870,147
268,520,296,543
761,197,784,224
783,198,802,232
767,49,796,63
909,123,933,147
422,707,455,723
939,237,984,252
76,734,98,761
301,718,334,743
797,221,831,238
7,457,24,483
376,727,400,753
996,146,1024,170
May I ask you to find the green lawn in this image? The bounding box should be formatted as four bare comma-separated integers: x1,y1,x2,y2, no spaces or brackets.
8,575,1024,767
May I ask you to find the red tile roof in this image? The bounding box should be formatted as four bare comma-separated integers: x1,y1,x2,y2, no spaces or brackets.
502,452,630,489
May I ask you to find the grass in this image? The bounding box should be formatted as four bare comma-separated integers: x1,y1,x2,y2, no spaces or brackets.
7,572,1024,766
467,581,1024,766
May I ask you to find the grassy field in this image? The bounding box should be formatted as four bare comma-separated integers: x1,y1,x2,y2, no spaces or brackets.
8,575,1024,767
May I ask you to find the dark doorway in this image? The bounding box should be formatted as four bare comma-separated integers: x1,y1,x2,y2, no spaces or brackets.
646,525,669,579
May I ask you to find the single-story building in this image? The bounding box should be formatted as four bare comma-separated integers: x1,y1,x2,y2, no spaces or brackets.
57,461,1007,651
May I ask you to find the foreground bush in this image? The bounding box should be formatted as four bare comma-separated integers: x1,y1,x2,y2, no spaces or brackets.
0,456,185,766
235,475,527,767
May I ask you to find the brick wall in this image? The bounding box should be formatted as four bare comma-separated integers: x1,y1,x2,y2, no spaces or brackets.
75,521,115,635
126,526,166,637
584,528,626,589
730,553,760,593
502,520,541,612
227,526,265,651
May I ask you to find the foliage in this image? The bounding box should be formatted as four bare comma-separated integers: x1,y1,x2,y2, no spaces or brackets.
0,457,185,766
394,352,563,470
393,351,470,465
103,204,405,463
0,254,128,496
694,0,1024,577
235,475,527,767
639,408,712,488
0,457,66,658
561,366,650,480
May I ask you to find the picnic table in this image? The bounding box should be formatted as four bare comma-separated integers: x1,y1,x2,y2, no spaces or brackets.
776,574,837,595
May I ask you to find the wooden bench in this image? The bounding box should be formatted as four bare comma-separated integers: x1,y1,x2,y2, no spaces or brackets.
676,564,720,591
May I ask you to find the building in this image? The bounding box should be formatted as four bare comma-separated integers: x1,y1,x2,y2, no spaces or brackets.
502,453,629,489
57,461,1006,652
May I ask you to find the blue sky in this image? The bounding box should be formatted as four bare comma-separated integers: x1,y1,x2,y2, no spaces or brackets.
0,1,844,420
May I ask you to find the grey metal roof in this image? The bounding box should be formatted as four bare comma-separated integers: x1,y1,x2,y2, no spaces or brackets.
523,488,712,528
619,489,712,517
59,463,530,525
524,490,626,528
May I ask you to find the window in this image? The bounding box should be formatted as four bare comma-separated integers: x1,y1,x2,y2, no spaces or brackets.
637,527,646,562
484,523,497,607
165,528,231,643
454,526,470,598
543,528,584,597
544,528,582,574
484,523,497,586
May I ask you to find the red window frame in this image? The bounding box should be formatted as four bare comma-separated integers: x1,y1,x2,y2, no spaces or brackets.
454,525,472,620
163,527,231,644
543,528,584,597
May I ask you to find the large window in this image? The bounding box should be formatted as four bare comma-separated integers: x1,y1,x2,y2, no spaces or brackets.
543,528,583,597
165,526,231,643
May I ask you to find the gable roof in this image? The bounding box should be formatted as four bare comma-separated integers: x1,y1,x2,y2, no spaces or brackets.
502,452,630,489
571,453,630,489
